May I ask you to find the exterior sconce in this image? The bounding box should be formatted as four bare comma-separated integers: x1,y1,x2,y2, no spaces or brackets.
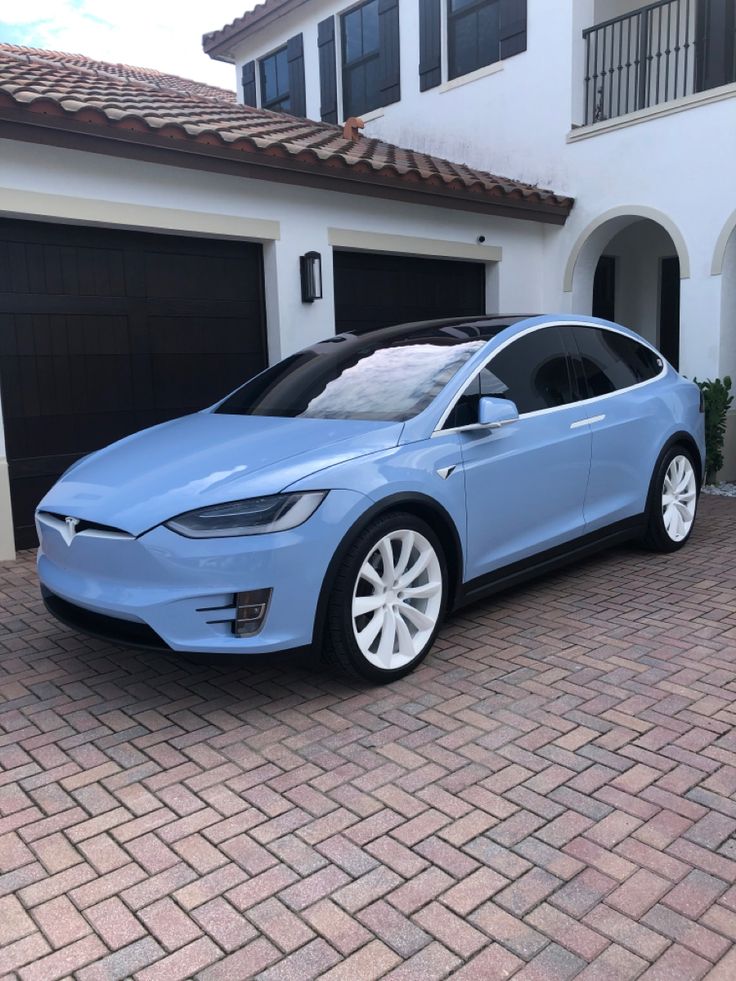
300,251,323,302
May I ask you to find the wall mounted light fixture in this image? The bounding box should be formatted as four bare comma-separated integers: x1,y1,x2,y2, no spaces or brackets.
300,251,323,302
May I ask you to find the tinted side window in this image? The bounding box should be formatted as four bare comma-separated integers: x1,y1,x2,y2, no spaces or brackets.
566,326,663,398
445,327,574,426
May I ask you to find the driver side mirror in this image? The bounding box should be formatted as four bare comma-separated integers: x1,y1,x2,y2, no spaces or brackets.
478,396,519,428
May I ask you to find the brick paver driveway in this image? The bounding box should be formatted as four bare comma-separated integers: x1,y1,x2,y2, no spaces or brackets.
1,496,735,981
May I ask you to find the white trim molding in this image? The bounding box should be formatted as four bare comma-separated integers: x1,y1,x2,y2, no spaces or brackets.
563,206,691,293
567,81,736,143
712,209,736,276
328,228,502,262
0,189,281,243
439,60,504,95
0,460,14,562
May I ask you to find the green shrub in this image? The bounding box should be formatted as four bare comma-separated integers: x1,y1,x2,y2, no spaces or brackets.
693,376,733,483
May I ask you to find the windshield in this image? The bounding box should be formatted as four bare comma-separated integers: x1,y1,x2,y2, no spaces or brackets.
216,321,506,422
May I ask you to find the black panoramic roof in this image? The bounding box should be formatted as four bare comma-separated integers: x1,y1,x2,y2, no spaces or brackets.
323,315,539,350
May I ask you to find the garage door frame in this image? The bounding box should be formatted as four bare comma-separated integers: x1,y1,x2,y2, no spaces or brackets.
329,228,501,336
0,209,279,559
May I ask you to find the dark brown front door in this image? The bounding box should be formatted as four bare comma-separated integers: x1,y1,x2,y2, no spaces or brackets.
0,219,267,549
659,255,681,369
333,250,486,334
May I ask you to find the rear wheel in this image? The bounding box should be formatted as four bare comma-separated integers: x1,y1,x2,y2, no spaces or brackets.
642,446,698,552
324,513,447,682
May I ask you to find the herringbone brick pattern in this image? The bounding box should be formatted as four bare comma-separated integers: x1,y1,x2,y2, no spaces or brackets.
1,495,735,980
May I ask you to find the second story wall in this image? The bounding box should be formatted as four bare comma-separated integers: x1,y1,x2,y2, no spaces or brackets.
224,0,588,192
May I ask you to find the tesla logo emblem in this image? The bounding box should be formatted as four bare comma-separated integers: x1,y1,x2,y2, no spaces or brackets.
61,516,79,546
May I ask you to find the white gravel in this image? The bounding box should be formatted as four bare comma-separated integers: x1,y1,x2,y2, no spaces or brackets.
703,482,736,498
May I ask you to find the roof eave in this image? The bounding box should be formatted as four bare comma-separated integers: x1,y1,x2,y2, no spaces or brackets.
202,0,310,61
0,111,573,224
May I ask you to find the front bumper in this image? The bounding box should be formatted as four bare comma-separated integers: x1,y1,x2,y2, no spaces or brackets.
37,489,369,654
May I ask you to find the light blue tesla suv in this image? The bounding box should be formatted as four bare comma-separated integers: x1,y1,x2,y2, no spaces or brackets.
37,315,705,682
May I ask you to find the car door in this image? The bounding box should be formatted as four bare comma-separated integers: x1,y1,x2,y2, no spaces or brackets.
560,324,666,530
450,325,593,582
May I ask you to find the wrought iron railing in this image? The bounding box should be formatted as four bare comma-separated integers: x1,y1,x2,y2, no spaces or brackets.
583,0,697,124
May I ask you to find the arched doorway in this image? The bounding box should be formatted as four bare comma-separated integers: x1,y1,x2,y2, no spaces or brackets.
565,209,689,368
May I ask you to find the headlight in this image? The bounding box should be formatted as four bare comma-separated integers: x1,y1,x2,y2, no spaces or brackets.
164,491,327,538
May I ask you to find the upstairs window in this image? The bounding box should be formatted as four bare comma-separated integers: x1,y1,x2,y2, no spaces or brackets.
448,0,501,80
259,46,291,111
341,0,382,117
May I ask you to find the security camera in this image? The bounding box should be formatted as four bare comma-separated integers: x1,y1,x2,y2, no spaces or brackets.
477,235,486,244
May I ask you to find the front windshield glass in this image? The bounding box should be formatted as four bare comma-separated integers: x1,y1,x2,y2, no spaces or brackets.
216,321,508,422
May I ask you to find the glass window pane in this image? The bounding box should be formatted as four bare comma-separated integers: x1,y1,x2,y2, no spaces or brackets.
477,3,500,67
450,12,479,78
260,47,289,108
448,0,502,78
363,56,382,110
262,58,277,102
484,328,574,414
362,0,380,54
275,48,289,94
343,8,363,62
569,327,662,396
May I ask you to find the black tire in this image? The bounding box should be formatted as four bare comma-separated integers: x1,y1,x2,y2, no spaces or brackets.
323,511,448,683
641,444,699,552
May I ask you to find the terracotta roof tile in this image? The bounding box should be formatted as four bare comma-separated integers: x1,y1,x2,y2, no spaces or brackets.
203,0,296,57
0,43,236,102
0,44,573,222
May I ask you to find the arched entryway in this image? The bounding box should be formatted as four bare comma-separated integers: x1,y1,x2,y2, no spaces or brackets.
564,208,690,368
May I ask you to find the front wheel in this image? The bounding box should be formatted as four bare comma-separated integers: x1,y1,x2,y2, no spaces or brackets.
324,512,447,682
642,446,699,552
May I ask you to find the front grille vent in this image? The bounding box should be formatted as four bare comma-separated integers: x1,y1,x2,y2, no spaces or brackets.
38,512,134,540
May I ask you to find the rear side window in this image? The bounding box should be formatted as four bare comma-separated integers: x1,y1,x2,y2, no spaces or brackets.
444,326,574,426
564,326,663,398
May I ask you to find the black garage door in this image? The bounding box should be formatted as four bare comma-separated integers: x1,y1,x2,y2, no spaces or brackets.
333,250,486,334
0,219,267,549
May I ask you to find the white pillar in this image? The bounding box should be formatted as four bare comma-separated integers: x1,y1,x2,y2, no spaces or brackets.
679,274,722,381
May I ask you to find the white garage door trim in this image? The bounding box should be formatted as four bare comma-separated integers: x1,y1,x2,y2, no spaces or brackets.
0,188,281,244
328,228,502,262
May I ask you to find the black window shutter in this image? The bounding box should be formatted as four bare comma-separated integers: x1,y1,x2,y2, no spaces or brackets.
287,34,306,116
499,0,527,60
378,0,401,106
318,17,338,123
418,0,441,91
241,60,257,106
695,0,736,92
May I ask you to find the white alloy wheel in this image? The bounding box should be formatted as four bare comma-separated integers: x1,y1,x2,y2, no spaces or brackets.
351,529,443,670
662,454,697,542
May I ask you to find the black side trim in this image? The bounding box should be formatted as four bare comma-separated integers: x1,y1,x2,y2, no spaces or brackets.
42,587,170,652
499,0,528,60
287,34,307,117
457,516,646,608
378,0,401,106
318,17,338,123
241,61,257,106
419,0,442,91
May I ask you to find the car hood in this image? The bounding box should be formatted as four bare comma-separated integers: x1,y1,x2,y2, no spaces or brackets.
38,412,403,535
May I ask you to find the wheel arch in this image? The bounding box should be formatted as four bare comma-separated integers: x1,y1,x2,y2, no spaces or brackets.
660,431,703,487
645,432,703,518
312,492,464,651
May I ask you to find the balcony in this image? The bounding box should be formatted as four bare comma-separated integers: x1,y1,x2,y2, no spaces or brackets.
582,0,736,126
